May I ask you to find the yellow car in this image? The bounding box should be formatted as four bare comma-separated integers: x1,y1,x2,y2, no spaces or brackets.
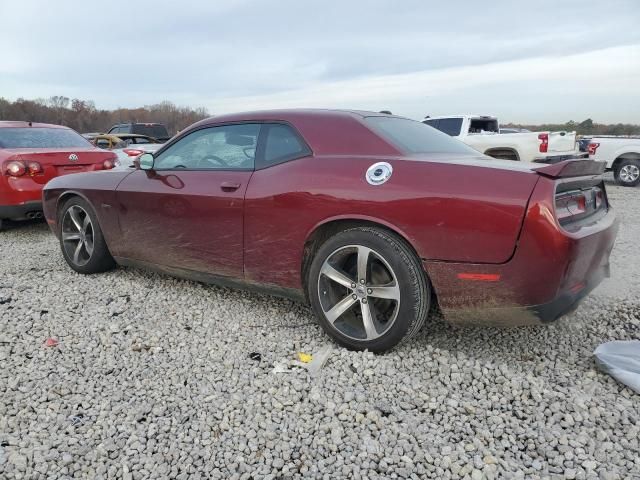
90,133,161,150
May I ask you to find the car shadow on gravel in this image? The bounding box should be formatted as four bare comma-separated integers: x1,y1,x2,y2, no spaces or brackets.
407,297,640,369
0,218,48,232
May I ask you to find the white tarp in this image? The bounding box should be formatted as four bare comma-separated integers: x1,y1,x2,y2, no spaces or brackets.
594,340,640,394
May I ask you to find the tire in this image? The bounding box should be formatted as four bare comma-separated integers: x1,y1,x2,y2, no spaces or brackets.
58,197,116,274
614,159,640,187
307,227,430,352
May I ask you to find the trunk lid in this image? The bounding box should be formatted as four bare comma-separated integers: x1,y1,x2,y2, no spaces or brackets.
548,131,578,153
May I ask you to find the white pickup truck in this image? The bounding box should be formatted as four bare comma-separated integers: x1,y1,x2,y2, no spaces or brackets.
423,115,581,163
588,137,640,186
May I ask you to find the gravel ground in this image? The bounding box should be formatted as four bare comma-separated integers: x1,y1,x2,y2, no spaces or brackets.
1,180,639,480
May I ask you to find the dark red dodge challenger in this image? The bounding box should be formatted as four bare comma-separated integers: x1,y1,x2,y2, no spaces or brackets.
43,110,618,352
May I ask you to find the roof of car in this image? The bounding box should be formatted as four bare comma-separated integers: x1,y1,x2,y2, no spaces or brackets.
194,108,398,127
0,121,68,129
112,122,164,126
97,133,157,139
424,115,497,120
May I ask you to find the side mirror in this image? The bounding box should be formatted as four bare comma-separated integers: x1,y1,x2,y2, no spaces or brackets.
139,153,154,170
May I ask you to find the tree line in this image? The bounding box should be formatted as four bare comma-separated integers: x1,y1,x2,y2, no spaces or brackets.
503,118,640,136
0,96,209,135
1,97,638,137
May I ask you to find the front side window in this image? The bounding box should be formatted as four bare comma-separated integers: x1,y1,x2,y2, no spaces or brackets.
365,117,477,155
153,124,260,170
0,127,92,149
262,124,310,167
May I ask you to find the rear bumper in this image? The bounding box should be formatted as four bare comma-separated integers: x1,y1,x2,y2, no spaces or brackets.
0,201,44,220
437,259,610,326
0,175,46,220
426,180,619,327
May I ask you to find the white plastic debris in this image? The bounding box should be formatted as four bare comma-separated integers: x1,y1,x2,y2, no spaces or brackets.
305,345,333,378
274,345,333,377
593,340,640,394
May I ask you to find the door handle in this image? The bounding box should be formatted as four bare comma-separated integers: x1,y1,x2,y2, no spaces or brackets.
220,181,241,192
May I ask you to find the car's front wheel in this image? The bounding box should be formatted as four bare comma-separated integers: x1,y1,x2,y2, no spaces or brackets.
59,197,115,274
308,227,430,352
614,159,640,187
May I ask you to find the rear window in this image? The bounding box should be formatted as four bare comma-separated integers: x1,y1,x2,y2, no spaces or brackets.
469,118,498,134
132,125,169,138
365,117,478,155
0,128,91,149
434,118,463,136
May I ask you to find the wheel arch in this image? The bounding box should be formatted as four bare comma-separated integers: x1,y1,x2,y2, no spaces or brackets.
55,190,93,222
300,215,434,301
484,147,520,161
612,151,640,171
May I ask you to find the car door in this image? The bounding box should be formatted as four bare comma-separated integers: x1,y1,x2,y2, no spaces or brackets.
114,123,260,278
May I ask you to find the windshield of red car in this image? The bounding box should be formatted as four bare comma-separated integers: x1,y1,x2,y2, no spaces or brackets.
0,127,92,149
364,116,479,155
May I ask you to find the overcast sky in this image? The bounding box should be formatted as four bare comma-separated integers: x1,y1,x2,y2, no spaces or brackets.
1,0,639,123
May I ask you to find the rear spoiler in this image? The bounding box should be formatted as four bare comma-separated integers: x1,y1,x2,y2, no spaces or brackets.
535,160,606,179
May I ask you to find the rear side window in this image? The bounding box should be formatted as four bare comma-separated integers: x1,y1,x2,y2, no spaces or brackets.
260,124,311,168
364,117,477,155
0,128,91,148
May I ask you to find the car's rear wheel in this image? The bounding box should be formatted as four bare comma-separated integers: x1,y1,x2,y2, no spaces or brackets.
614,159,640,187
308,227,430,352
59,197,115,274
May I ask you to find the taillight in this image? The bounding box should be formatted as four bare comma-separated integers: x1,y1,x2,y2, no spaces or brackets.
588,142,600,155
555,190,587,221
538,133,549,153
26,161,43,175
594,188,604,209
555,185,606,226
4,160,27,177
103,159,115,170
123,148,144,157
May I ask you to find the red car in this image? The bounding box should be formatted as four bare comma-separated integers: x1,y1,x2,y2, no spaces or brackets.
42,110,618,352
0,121,117,229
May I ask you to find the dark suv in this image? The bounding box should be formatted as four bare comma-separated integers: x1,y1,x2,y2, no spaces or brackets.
107,123,170,141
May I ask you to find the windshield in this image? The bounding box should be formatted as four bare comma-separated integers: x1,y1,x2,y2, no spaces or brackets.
365,117,478,155
0,127,92,149
132,125,169,138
